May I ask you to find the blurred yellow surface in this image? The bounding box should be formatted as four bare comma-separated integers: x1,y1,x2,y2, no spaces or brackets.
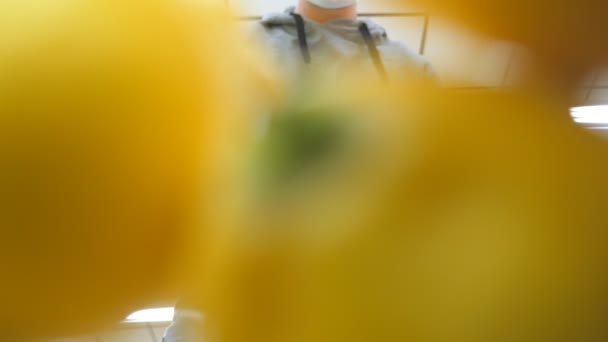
0,0,253,338
201,79,608,341
397,0,608,89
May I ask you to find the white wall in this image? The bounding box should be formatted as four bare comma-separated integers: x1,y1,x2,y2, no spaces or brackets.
47,323,169,342
230,0,608,105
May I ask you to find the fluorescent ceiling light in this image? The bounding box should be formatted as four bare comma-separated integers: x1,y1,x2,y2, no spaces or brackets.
571,105,608,125
124,307,174,323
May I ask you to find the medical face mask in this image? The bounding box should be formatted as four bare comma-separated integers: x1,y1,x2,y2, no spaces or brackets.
306,0,356,9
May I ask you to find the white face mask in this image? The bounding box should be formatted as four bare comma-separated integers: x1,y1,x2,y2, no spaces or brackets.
306,0,356,9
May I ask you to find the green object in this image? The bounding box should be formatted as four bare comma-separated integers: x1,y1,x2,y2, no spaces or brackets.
252,106,348,191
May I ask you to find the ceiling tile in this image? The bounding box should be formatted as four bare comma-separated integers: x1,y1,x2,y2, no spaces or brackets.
573,88,592,106
587,88,608,105
595,68,608,87
424,17,513,87
503,48,598,90
502,46,537,87
369,16,425,53
580,71,598,87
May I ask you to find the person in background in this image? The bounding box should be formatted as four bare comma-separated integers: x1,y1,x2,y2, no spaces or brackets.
252,0,436,83
164,1,435,341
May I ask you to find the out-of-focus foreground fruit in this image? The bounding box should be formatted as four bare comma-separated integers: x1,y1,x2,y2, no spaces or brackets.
201,77,608,342
400,0,608,85
0,0,268,338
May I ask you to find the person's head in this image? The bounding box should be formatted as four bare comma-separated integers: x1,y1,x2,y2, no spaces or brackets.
297,0,357,22
305,0,356,9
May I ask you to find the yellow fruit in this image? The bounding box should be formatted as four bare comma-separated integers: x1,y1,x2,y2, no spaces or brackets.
202,79,608,341
0,0,246,338
401,0,608,72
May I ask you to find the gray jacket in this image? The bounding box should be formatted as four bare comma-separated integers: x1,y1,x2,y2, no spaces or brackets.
251,6,435,83
163,9,435,342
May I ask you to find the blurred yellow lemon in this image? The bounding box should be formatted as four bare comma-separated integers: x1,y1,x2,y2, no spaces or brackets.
0,0,252,338
401,0,608,75
202,79,608,342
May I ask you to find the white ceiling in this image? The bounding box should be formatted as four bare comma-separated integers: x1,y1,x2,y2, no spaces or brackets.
227,0,607,105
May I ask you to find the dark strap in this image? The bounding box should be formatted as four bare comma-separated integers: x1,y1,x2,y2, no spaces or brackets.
359,22,389,83
290,12,312,64
289,13,388,82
